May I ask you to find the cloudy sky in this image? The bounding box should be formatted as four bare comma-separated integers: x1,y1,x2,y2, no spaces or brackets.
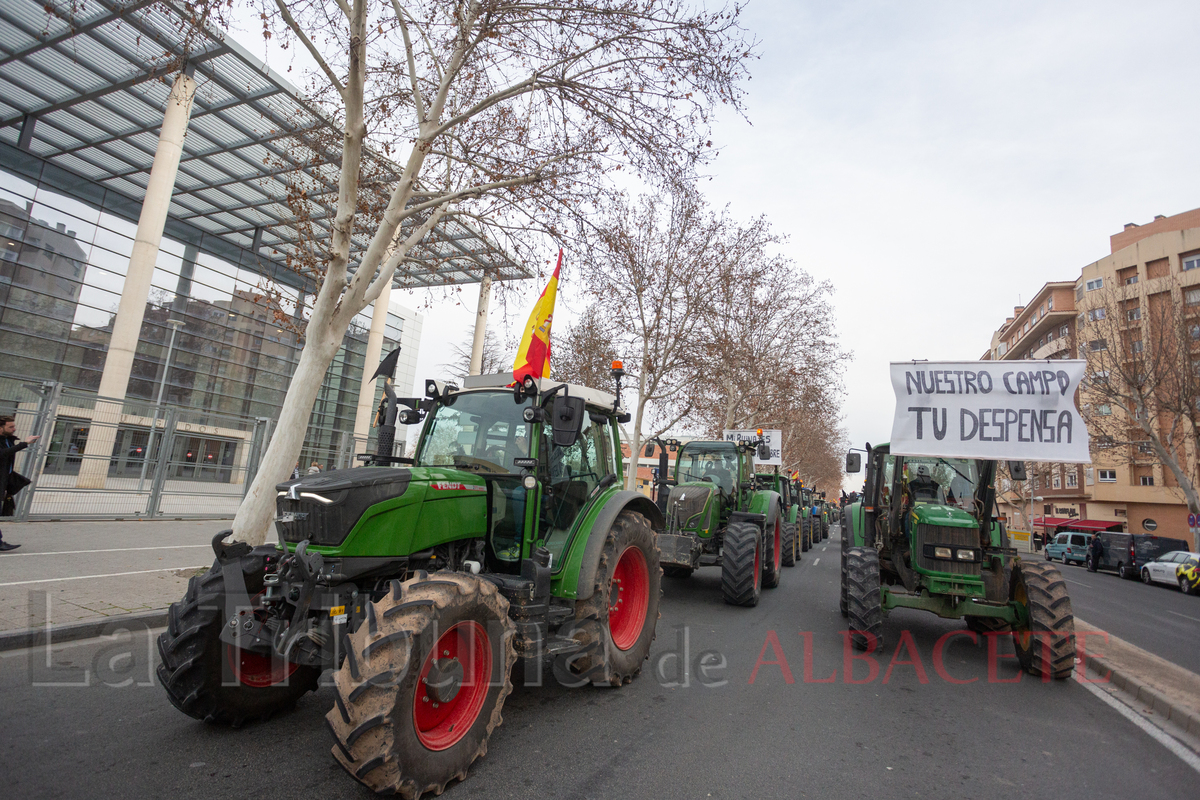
240,1,1200,485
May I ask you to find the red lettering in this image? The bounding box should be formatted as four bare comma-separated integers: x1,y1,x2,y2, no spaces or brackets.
987,631,1022,683
882,630,929,684
932,630,978,684
798,632,836,683
842,631,880,684
1076,630,1110,684
748,630,794,685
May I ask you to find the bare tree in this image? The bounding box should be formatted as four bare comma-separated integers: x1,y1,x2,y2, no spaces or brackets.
441,329,507,383
553,305,620,390
1078,280,1200,539
183,0,756,543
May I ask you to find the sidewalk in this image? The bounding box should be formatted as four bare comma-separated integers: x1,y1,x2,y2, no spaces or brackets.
0,519,227,633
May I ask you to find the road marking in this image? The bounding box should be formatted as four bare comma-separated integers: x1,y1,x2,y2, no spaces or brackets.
1075,672,1200,774
0,545,210,557
1063,578,1092,588
1167,610,1200,623
812,558,820,566
0,567,207,587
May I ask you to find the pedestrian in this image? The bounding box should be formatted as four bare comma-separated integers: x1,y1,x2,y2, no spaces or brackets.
307,461,321,475
1,415,39,553
1088,532,1103,572
292,461,301,480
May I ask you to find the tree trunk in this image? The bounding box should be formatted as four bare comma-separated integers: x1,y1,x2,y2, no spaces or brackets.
232,327,342,545
626,369,649,491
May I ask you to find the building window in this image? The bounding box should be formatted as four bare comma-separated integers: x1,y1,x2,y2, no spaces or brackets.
997,342,1007,355
1077,313,1085,327
1127,308,1141,321
1099,469,1117,482
1076,284,1084,301
1086,278,1104,291
1047,297,1054,310
1086,467,1094,485
1186,288,1200,306
1140,475,1155,486
1131,339,1143,354
1097,404,1112,416
1090,339,1107,351
1088,308,1106,321
1190,325,1200,340
1066,471,1078,488
1034,475,1040,490
1053,474,1061,489
1060,325,1069,337
1125,275,1139,285
1184,254,1200,272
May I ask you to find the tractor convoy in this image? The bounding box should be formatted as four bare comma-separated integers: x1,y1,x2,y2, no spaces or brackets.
157,353,1081,798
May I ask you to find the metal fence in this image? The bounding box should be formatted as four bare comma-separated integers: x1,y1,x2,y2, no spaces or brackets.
0,373,370,520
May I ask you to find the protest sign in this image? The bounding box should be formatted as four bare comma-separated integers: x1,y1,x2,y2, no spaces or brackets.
889,361,1090,462
723,429,782,466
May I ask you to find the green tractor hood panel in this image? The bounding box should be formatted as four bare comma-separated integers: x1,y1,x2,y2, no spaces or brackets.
910,503,979,530
665,483,717,538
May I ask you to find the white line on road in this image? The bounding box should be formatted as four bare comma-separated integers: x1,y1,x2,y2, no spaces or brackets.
1075,672,1200,774
0,567,207,587
1167,610,1200,623
1,545,210,557
812,558,820,566
1063,578,1092,588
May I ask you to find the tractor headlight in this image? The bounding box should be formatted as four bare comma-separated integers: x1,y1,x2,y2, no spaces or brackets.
522,475,537,490
934,547,952,559
956,549,975,561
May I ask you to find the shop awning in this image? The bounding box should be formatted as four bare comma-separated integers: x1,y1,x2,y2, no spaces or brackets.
1031,516,1074,528
1062,519,1122,532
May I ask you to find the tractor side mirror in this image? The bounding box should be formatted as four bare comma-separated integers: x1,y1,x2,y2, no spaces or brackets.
550,396,586,447
757,443,771,461
1007,461,1027,481
845,452,861,473
644,443,656,457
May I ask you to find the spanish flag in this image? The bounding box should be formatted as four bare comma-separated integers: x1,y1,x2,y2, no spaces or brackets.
512,249,561,383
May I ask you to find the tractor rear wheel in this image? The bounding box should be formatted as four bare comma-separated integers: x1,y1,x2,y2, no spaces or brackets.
327,571,517,796
800,519,810,552
782,523,797,567
662,565,694,579
721,521,762,606
763,514,783,589
1010,561,1076,680
568,510,662,687
839,509,851,618
157,559,319,727
845,547,883,651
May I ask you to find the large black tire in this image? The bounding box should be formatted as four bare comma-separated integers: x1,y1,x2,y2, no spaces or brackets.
763,510,783,589
568,510,662,687
821,519,829,541
327,571,517,796
800,518,811,552
721,521,762,606
845,547,883,651
662,565,694,579
157,559,319,727
1011,561,1076,680
782,522,797,567
839,509,851,618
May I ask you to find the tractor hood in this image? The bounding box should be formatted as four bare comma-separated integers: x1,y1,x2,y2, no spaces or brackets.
665,482,718,538
910,503,979,529
275,466,489,554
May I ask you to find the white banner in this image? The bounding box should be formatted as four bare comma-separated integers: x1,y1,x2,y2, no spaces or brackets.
723,429,782,466
888,361,1091,462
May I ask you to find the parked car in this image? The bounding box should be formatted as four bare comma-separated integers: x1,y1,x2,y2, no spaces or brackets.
1045,531,1093,566
1178,555,1200,595
1086,531,1190,579
1140,550,1198,587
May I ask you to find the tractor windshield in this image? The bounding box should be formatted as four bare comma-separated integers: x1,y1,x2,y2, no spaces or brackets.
900,457,979,512
416,391,530,474
676,442,740,496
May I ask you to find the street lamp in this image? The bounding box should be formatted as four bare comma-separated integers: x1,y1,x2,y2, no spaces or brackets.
138,319,186,492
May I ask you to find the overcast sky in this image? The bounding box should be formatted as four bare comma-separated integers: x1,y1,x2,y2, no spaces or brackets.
238,1,1200,487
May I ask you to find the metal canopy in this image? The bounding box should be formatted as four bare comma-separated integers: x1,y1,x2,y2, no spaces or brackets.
0,0,530,289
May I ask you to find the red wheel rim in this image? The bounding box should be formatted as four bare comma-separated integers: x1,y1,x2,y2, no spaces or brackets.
413,621,492,751
225,644,298,688
608,545,650,651
772,519,782,572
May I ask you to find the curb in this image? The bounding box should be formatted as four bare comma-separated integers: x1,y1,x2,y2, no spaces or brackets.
1083,650,1200,740
0,609,169,652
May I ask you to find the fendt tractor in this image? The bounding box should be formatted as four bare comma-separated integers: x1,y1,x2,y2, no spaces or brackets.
842,444,1076,679
656,434,786,606
157,354,663,796
754,470,801,565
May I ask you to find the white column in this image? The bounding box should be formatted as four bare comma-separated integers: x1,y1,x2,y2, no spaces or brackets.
77,72,197,489
468,271,493,376
352,280,393,456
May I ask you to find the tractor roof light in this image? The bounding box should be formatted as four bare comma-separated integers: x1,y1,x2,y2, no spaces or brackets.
611,360,625,378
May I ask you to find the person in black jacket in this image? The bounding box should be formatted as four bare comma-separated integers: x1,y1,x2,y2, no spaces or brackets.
1088,532,1104,571
0,415,39,552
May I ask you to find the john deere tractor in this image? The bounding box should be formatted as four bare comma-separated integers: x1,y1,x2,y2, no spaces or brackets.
157,355,663,796
842,444,1075,679
656,436,785,606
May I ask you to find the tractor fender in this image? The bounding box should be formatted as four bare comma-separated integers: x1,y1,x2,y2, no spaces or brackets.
747,491,782,530
571,491,665,602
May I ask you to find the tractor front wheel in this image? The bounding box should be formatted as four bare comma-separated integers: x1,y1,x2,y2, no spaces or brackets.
157,559,319,727
800,519,811,552
782,522,797,567
763,514,783,589
569,510,662,687
1010,561,1076,680
721,521,762,606
328,571,517,796
839,510,851,618
845,547,883,651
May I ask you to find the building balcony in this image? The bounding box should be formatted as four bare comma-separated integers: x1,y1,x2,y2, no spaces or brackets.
1032,338,1070,360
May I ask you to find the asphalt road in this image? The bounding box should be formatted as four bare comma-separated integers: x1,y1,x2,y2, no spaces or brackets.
0,527,1195,799
1042,554,1200,674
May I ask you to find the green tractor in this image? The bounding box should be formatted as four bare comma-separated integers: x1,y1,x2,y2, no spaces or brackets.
656,436,786,606
157,355,663,795
842,444,1075,679
797,484,824,549
754,470,802,565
